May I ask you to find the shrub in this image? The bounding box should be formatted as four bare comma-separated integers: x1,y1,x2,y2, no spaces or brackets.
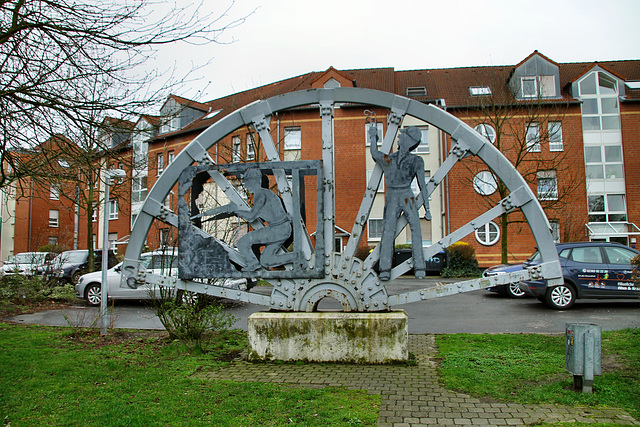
441,242,482,278
632,253,640,283
150,287,237,353
355,245,375,261
0,275,76,305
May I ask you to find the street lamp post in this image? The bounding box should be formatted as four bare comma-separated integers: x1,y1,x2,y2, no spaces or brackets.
101,168,126,335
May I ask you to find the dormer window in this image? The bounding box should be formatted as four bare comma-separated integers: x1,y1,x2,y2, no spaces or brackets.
406,87,427,97
521,75,556,98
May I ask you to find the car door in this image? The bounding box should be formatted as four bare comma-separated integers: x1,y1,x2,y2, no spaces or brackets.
109,256,154,300
564,246,609,298
602,246,640,299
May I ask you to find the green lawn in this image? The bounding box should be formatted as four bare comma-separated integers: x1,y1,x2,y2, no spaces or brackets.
436,329,640,423
0,323,378,426
2,321,638,427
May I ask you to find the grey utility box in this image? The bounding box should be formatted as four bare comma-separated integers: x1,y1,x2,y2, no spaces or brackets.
565,323,602,393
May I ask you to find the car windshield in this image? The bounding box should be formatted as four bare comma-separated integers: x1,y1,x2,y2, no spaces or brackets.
9,253,45,264
526,251,540,262
57,251,88,263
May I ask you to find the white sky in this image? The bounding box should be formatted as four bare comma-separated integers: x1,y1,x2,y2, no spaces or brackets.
150,0,640,102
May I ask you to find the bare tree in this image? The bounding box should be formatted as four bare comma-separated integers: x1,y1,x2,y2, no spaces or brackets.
0,0,248,189
459,83,585,264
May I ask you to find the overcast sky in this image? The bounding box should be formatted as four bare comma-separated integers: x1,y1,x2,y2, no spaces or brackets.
150,0,640,101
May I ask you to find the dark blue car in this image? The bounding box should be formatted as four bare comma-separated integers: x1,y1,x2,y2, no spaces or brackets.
483,257,538,298
519,242,639,309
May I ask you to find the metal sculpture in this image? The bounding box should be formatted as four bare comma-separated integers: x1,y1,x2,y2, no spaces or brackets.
368,119,431,281
121,87,564,312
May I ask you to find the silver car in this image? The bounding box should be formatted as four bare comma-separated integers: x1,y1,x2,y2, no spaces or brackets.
76,249,248,306
1,252,55,276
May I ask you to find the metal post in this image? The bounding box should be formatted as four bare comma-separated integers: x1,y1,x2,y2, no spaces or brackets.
100,169,125,335
100,176,110,335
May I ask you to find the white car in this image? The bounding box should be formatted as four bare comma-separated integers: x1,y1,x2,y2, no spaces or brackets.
75,249,249,306
1,252,55,276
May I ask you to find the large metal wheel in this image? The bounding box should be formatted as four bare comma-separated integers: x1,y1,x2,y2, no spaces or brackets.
122,88,563,312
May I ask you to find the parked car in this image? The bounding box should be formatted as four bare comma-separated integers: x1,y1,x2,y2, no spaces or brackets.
50,249,118,282
391,248,448,275
519,242,639,310
76,249,250,306
483,258,536,298
1,252,55,276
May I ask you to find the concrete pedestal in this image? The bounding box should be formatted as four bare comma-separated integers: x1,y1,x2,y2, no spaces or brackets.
247,310,408,363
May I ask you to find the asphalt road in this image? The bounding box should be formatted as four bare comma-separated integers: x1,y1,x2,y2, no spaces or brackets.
8,276,640,334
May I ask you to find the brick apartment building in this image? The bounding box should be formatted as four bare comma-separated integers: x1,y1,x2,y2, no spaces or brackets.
2,51,639,267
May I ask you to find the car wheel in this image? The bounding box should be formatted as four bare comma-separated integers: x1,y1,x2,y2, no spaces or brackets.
176,289,198,305
72,268,86,283
545,283,576,310
85,284,102,306
506,282,526,298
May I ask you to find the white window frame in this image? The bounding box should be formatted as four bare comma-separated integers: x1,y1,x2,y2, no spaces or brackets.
537,170,558,201
521,77,538,98
246,133,256,160
367,218,384,241
50,184,60,200
365,122,384,147
474,123,496,144
284,127,301,150
159,228,171,246
108,199,119,220
526,123,541,152
108,233,118,251
473,171,498,196
232,136,242,162
550,221,560,243
131,174,148,204
411,172,430,196
579,71,620,132
588,194,627,223
413,126,429,154
49,209,59,228
367,170,384,193
157,153,164,176
167,151,175,165
475,221,500,246
469,86,492,96
539,75,556,97
548,122,563,151
522,75,556,98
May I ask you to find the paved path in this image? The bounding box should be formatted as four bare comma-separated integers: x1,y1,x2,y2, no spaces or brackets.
199,335,639,426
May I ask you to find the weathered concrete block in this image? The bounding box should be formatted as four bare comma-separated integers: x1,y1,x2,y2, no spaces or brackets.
247,310,408,363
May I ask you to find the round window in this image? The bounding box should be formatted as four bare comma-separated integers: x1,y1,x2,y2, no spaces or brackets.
473,171,498,196
474,124,496,143
475,221,500,246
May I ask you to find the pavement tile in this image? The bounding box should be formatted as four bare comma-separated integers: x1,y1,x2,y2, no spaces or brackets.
197,334,638,427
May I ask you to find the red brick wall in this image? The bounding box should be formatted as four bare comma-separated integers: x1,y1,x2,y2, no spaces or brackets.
446,104,588,266
621,102,640,249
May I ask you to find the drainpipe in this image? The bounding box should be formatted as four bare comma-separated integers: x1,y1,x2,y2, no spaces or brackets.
28,179,33,251
437,99,451,238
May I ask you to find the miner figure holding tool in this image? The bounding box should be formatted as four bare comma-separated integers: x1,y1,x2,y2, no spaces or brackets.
368,114,431,281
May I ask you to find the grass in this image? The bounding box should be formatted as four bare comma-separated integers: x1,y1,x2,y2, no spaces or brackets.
436,329,640,423
0,323,379,426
